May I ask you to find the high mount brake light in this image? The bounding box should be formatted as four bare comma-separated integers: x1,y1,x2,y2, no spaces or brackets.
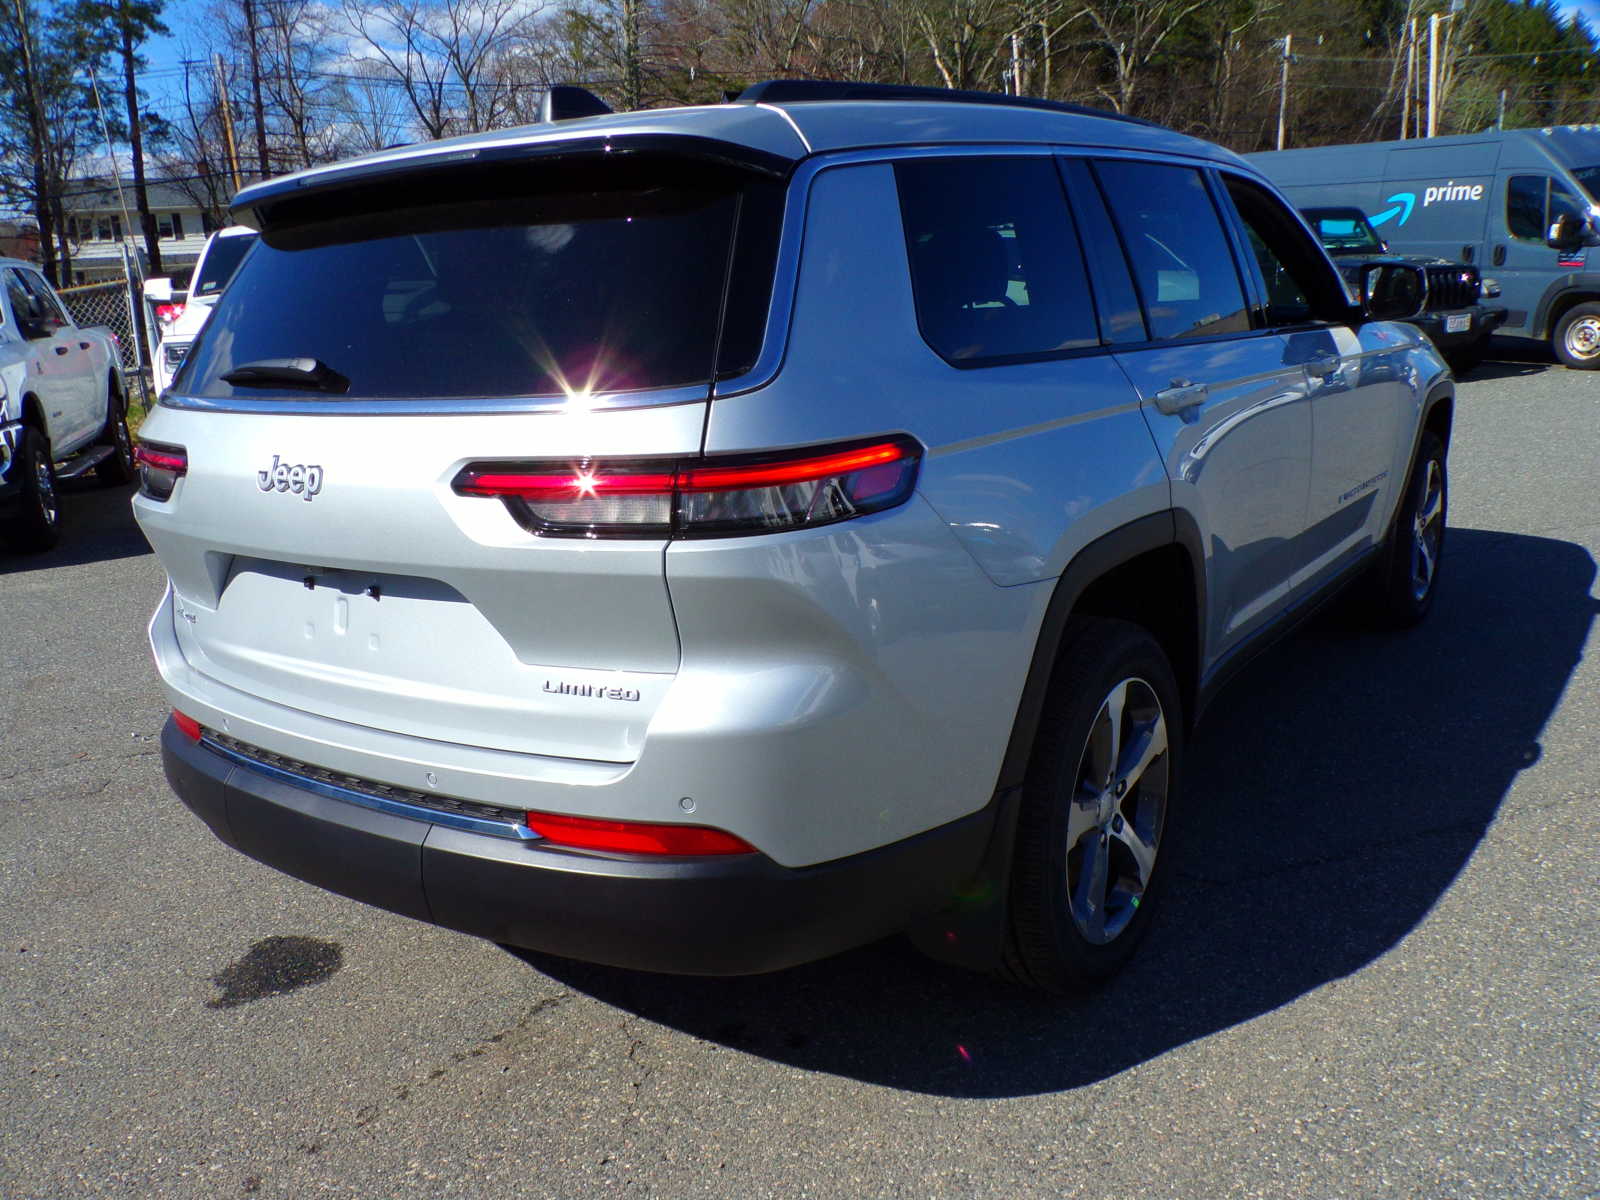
134,441,188,501
453,436,922,538
524,810,756,856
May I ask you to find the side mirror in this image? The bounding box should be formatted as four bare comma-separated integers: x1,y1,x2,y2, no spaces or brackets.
1360,261,1426,321
1547,213,1584,252
142,277,174,303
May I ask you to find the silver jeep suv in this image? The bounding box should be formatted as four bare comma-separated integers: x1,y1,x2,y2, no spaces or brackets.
134,81,1451,991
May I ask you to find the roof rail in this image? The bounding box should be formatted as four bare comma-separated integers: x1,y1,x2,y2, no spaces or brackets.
732,79,1157,128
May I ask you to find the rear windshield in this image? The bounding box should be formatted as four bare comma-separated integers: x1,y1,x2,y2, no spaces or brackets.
192,233,258,298
177,157,782,400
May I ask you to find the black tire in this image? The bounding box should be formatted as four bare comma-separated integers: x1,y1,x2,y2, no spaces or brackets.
3,425,62,553
1000,616,1183,993
1367,431,1447,629
94,382,135,486
1552,302,1600,370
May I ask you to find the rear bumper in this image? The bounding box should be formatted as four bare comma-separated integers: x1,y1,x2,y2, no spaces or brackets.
162,717,997,975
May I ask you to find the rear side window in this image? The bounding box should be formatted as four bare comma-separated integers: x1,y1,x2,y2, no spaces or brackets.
1092,160,1250,341
178,157,782,400
896,157,1098,364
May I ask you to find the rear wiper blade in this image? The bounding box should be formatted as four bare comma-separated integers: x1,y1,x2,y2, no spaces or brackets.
221,357,350,393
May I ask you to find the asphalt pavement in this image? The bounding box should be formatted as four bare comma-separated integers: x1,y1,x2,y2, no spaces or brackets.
2,354,1596,1199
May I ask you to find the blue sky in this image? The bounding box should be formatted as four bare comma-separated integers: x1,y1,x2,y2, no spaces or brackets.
132,0,1600,121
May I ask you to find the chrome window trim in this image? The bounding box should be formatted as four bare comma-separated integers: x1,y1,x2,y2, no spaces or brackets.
202,735,541,842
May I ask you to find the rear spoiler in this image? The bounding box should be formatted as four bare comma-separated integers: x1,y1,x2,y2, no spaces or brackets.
229,133,797,235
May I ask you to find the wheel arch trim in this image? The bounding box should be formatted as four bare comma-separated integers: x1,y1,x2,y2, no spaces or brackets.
1531,278,1600,340
994,508,1204,793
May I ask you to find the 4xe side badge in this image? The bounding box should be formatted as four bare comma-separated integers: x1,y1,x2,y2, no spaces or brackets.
257,454,324,501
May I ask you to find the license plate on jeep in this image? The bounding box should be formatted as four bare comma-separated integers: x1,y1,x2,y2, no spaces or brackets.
1445,314,1471,333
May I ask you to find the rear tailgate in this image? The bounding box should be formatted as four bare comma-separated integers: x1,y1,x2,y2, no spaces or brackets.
135,139,788,765
136,404,701,762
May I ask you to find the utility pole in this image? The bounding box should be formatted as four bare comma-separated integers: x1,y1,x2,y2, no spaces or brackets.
1497,88,1507,130
1427,11,1441,137
1010,32,1023,96
1401,18,1416,138
244,0,269,176
214,54,243,194
1276,33,1292,152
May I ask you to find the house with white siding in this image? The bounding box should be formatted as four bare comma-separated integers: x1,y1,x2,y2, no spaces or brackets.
60,179,222,288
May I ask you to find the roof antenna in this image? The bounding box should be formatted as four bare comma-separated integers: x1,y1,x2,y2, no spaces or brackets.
540,85,613,122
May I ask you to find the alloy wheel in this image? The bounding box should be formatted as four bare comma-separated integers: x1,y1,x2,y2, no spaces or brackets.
1410,458,1444,602
1064,676,1169,945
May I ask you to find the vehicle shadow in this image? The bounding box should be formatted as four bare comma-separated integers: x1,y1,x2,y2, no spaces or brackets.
513,527,1597,1097
1462,336,1557,382
0,480,150,575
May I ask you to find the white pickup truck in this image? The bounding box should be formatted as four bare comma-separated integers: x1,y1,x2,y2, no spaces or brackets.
0,257,133,552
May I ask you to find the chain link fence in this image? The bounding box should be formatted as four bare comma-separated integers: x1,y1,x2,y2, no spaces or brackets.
57,279,156,410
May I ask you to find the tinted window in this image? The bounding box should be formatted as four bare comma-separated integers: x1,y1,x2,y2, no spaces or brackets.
20,270,69,326
1549,178,1588,227
193,233,257,298
180,160,779,400
896,157,1098,363
4,270,33,330
1224,179,1346,327
1507,175,1549,241
1060,157,1146,343
1093,161,1249,341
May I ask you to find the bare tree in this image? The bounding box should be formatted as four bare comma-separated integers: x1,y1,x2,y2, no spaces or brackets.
341,0,547,136
1070,0,1211,113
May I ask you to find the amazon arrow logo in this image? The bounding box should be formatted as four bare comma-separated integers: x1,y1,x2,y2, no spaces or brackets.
1370,192,1416,227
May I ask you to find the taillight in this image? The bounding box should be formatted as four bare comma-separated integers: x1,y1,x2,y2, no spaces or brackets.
524,810,756,856
134,441,187,500
172,710,202,741
453,435,921,538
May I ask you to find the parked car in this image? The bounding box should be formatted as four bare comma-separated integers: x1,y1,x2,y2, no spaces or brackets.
147,225,258,394
1249,126,1600,368
0,257,133,551
135,81,1451,991
1299,205,1506,370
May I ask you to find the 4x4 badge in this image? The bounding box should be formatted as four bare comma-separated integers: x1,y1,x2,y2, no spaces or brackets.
257,455,324,501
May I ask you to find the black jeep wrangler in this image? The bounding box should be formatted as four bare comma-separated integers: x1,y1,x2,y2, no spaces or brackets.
1302,206,1507,371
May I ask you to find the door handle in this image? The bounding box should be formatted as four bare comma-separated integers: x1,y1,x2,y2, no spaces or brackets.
1152,379,1208,415
1492,245,1507,266
1304,354,1341,379
78,341,90,350
53,345,68,355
